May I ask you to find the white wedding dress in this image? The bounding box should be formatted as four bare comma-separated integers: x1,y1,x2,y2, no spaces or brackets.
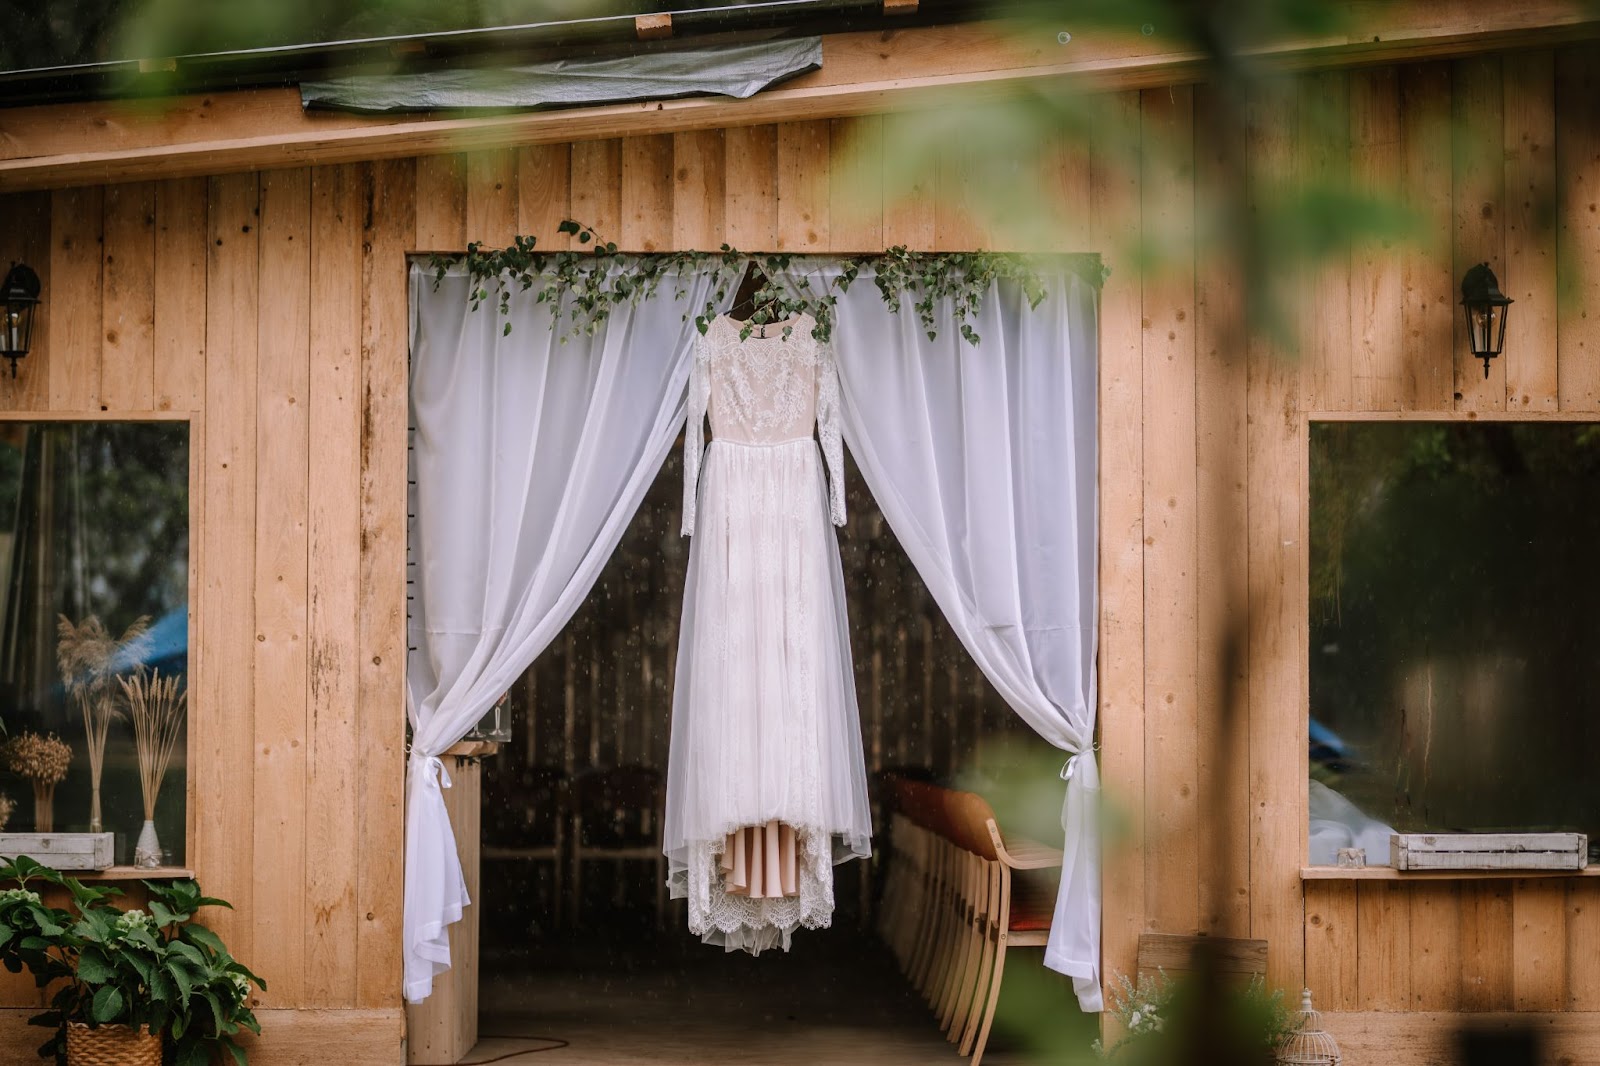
664,311,873,954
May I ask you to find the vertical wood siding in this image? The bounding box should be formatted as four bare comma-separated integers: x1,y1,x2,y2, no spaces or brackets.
0,44,1596,1048
1103,46,1600,1015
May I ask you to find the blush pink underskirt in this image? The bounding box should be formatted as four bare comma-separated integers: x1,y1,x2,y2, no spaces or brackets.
721,821,799,898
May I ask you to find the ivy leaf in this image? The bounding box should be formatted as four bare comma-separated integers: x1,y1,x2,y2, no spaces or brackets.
92,985,124,1023
177,1041,209,1066
557,220,581,236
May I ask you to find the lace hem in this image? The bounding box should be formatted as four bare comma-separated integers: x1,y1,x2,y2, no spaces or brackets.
672,825,837,956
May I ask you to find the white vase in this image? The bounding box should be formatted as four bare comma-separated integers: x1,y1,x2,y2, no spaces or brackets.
134,820,162,869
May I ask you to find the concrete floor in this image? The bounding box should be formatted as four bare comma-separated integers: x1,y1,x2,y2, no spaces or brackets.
466,926,1085,1065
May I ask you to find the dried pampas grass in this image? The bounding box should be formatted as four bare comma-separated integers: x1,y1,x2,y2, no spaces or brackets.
57,614,151,833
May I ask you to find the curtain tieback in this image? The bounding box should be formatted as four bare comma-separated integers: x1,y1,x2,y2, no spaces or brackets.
1060,743,1099,782
409,750,453,792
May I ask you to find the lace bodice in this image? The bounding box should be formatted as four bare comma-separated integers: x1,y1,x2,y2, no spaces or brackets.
683,313,846,533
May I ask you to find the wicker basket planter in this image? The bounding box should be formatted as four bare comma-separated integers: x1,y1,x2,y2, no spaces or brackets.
65,1021,162,1066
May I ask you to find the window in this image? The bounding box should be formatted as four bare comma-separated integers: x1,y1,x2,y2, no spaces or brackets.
1308,419,1600,865
0,420,190,866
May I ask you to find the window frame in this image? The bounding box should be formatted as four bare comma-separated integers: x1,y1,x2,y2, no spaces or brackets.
0,409,199,877
1300,409,1600,880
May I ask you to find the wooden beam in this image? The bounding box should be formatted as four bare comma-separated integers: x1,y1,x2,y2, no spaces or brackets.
0,1008,404,1066
1,5,1597,192
1320,1010,1600,1065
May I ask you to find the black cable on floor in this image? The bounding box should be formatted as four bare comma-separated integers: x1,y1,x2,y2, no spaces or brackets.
412,1035,571,1065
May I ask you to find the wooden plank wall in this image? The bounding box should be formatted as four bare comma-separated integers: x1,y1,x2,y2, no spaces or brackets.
0,43,1597,1060
1098,43,1600,1023
0,163,413,1061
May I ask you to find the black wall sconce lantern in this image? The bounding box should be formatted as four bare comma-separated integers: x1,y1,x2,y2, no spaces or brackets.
1,262,41,379
1460,262,1512,379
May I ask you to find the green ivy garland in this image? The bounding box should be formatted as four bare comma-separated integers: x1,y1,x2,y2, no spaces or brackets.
428,220,1051,346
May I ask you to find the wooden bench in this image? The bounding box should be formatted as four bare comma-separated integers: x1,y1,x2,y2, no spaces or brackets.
877,776,1063,1066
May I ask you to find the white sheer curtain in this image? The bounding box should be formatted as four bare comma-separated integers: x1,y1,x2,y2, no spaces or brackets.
784,262,1103,1011
404,261,729,1003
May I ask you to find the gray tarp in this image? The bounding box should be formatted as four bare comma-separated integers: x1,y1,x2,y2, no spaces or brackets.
301,37,822,113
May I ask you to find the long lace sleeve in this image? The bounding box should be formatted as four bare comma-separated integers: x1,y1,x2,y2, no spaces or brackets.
682,334,712,536
815,340,846,526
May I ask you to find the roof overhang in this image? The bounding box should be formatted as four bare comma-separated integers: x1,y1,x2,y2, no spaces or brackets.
2,3,1598,193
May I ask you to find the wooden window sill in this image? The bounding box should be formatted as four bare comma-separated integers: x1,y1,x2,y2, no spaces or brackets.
1302,865,1598,881
77,866,195,881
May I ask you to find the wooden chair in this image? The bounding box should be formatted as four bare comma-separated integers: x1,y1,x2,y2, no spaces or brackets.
481,764,568,930
570,765,667,928
866,766,938,930
965,792,1061,1066
878,777,1063,1066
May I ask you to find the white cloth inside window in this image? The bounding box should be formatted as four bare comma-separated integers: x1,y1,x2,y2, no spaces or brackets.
1309,779,1397,866
404,261,731,1003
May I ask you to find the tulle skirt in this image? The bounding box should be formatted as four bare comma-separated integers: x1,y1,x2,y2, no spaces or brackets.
664,437,873,954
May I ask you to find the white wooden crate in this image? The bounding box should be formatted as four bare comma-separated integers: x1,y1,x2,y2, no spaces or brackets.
0,832,115,871
1390,832,1588,872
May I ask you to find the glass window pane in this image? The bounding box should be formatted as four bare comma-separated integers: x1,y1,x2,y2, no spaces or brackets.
1309,420,1600,863
0,421,189,866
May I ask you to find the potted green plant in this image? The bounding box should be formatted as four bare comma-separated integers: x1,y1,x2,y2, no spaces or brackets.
0,857,266,1066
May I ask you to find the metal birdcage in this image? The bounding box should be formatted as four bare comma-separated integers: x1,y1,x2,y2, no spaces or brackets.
1277,988,1343,1066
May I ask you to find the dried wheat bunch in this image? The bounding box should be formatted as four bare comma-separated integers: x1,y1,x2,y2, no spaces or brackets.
5,732,72,785
120,669,186,821
0,793,14,831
